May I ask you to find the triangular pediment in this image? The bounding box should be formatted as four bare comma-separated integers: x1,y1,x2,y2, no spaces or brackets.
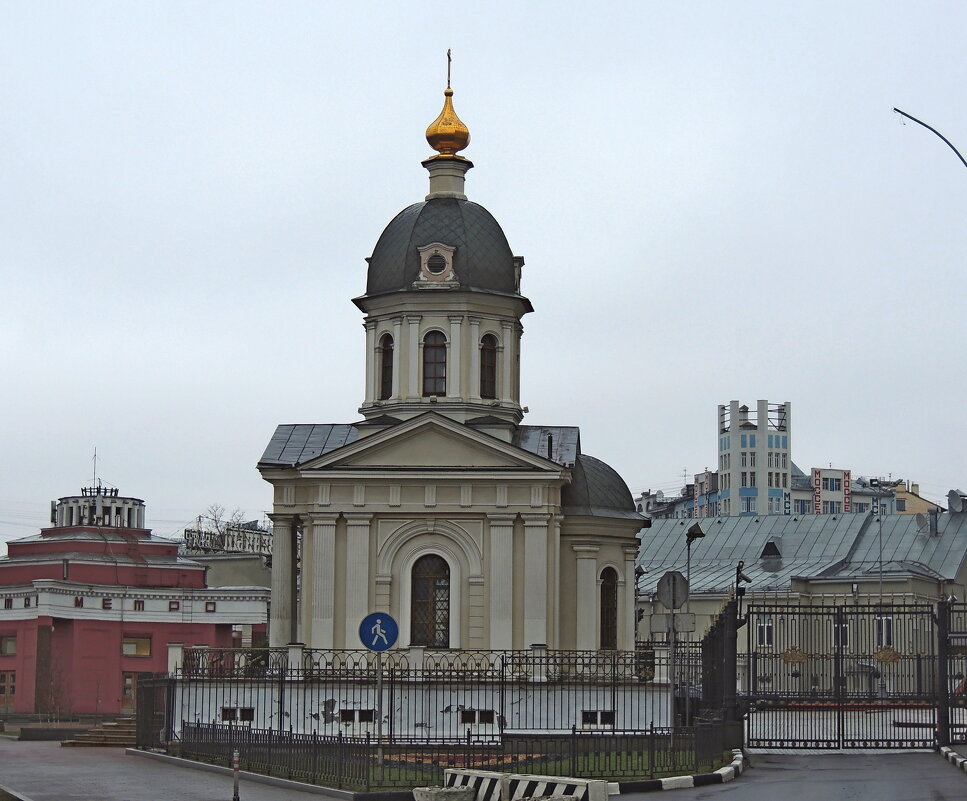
298,413,562,472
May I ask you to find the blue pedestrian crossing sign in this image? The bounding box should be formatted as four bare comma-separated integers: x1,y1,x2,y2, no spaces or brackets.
359,612,398,651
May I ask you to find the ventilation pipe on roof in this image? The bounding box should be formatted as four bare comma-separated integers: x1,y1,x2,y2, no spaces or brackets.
930,508,940,536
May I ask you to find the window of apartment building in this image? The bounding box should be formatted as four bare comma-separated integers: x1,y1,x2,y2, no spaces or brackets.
741,435,747,448
741,472,748,487
102,598,112,610
782,472,788,488
742,498,757,514
749,452,756,467
2,599,11,610
205,602,217,613
0,636,15,656
122,636,151,657
822,477,843,491
854,503,868,513
169,601,181,612
740,452,748,467
749,434,757,447
581,710,616,727
795,499,811,515
782,453,788,468
723,499,731,515
23,597,30,608
896,500,907,512
459,709,496,725
749,472,756,487
74,597,84,608
822,501,843,514
133,599,145,612
756,619,774,647
876,614,893,648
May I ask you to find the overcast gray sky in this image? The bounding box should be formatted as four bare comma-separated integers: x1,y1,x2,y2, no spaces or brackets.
2,1,965,546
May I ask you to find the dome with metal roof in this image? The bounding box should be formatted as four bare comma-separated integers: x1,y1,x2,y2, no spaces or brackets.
365,198,518,296
562,454,641,520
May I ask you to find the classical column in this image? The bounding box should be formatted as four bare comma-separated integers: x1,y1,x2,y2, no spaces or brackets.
343,514,372,646
488,514,516,649
406,315,421,398
309,513,339,648
448,315,463,398
391,317,403,398
468,317,481,398
573,543,600,651
501,321,514,404
522,514,549,646
364,321,376,403
269,514,296,647
620,545,639,651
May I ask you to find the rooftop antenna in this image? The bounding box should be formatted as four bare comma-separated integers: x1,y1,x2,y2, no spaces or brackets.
92,447,98,489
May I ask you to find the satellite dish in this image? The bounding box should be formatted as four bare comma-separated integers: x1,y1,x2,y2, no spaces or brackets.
949,490,965,514
916,513,929,533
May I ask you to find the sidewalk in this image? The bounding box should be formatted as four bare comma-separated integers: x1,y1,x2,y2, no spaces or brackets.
0,739,340,801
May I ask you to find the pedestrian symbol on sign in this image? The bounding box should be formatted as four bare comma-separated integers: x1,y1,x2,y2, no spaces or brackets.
359,612,398,652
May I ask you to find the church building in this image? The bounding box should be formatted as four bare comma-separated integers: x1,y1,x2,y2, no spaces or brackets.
258,76,644,653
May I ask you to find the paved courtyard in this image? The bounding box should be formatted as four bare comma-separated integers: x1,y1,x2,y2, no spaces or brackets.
0,739,334,801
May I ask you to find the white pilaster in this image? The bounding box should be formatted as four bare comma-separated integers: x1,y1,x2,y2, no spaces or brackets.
406,315,421,398
469,317,481,398
573,544,600,651
310,513,338,648
501,321,514,404
488,514,516,649
391,317,403,398
448,315,463,398
522,514,549,646
621,546,639,650
344,514,373,646
269,515,295,647
364,321,376,403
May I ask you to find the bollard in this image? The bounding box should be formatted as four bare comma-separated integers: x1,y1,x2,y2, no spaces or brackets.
232,748,240,801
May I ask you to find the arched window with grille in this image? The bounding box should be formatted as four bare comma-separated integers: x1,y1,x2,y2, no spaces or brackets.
411,554,450,647
378,333,393,400
480,334,497,399
600,567,618,650
422,331,447,397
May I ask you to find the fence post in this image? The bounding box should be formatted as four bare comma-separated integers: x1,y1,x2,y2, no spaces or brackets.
722,600,738,723
570,725,577,778
937,599,951,747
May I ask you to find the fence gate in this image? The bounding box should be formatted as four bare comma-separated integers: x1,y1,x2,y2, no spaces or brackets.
744,604,938,749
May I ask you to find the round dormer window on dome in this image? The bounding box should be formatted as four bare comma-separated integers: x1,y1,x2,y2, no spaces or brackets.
416,242,457,286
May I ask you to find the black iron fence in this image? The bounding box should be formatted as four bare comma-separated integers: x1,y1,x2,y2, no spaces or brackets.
135,603,740,787
742,600,967,749
175,721,734,790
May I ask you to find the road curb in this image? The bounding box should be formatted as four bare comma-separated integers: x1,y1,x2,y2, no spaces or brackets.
939,745,967,775
606,750,746,794
0,781,38,801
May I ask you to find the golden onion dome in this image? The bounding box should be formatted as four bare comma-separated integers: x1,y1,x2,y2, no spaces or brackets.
425,86,470,158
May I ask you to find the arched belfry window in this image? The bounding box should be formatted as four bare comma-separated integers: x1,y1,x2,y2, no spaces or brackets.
422,331,447,397
480,334,498,399
378,333,393,400
411,554,450,647
600,567,618,650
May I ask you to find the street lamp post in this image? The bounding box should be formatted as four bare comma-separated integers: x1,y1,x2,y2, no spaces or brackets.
684,522,705,725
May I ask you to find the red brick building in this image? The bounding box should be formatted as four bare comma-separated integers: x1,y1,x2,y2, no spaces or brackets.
0,486,268,717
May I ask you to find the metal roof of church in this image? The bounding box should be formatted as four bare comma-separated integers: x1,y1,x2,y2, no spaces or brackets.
639,511,967,593
364,198,522,298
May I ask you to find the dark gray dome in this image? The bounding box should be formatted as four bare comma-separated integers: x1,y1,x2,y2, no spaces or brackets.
562,454,640,519
366,198,517,296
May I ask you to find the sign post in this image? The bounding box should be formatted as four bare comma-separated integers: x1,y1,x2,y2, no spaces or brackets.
359,613,399,770
232,748,240,801
655,571,689,733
